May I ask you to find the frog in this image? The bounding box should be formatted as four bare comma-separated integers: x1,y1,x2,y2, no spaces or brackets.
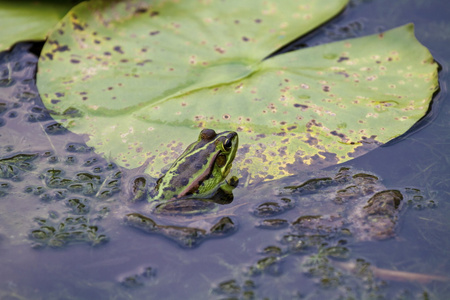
151,128,239,202
123,128,241,247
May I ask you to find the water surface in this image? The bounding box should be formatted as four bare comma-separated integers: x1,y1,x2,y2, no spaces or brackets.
1,0,449,299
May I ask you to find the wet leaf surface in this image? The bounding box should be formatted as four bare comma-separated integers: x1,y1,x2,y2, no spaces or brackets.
0,1,81,52
37,0,438,184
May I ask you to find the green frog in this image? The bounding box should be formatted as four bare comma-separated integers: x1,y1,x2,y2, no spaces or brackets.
151,128,239,202
128,128,239,204
125,129,240,247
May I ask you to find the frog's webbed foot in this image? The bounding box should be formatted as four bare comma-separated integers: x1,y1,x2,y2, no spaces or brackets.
127,176,147,202
119,160,155,202
120,175,151,203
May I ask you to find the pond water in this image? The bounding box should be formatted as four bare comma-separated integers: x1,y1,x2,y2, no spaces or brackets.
1,0,450,299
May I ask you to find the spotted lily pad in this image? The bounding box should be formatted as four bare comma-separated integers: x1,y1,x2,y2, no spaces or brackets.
37,0,438,184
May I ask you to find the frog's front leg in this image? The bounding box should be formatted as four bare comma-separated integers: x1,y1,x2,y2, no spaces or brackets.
210,176,239,204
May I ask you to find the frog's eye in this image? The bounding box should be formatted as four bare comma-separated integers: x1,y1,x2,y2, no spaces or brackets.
223,138,232,150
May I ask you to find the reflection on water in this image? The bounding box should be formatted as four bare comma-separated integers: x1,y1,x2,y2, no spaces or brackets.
1,1,450,298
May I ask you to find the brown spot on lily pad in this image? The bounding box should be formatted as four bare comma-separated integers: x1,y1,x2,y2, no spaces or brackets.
135,8,148,14
337,57,349,62
278,146,287,156
330,131,347,139
305,136,318,146
113,46,124,54
287,125,297,131
52,43,70,53
72,22,84,31
335,71,349,77
214,46,225,54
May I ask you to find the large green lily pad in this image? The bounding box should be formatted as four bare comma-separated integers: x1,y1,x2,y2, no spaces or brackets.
0,1,79,52
37,0,438,185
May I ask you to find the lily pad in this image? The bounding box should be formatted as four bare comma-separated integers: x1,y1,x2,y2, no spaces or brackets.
0,1,79,52
37,0,438,184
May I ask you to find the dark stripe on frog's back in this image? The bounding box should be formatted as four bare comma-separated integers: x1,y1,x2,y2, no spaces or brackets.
174,150,221,198
169,142,216,185
157,140,218,199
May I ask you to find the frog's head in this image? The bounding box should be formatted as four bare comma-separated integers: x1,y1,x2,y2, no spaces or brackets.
153,129,238,201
